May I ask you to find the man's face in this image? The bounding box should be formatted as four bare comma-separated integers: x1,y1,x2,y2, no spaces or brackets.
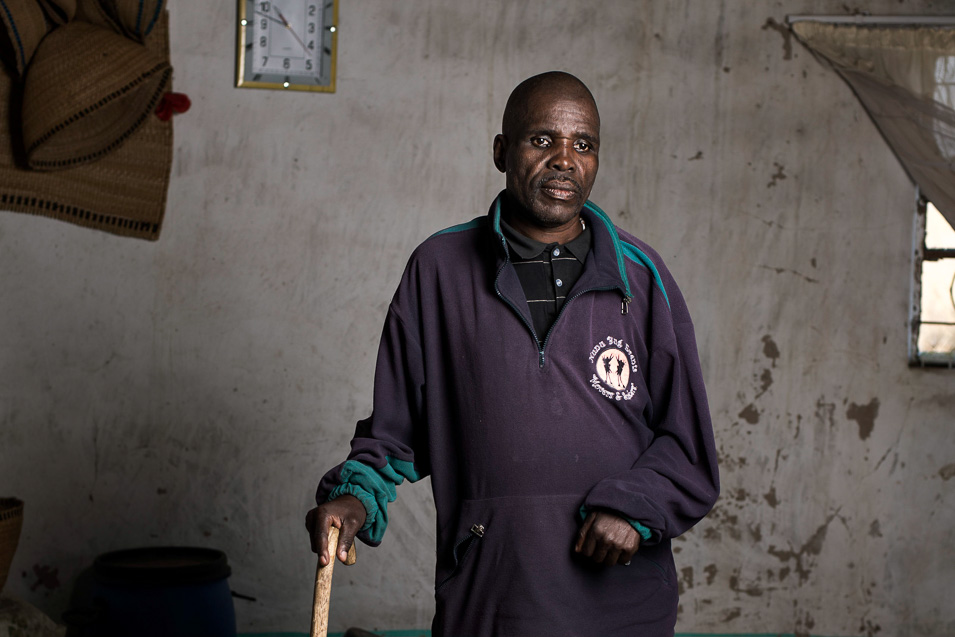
494,90,600,229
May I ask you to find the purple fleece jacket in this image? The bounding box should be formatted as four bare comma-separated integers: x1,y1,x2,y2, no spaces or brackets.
316,192,719,637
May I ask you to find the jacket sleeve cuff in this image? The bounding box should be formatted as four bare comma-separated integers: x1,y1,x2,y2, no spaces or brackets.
327,483,381,537
578,505,653,542
326,457,421,545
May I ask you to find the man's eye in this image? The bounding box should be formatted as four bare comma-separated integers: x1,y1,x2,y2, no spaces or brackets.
574,140,591,152
531,137,551,147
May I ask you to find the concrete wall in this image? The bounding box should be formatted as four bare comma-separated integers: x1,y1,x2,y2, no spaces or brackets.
2,1,953,634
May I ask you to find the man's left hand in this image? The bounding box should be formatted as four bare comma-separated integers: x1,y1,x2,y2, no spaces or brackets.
574,511,640,566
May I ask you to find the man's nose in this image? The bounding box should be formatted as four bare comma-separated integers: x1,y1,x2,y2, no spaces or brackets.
549,141,575,171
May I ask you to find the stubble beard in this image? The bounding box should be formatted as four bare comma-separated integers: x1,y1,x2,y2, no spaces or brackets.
510,180,585,229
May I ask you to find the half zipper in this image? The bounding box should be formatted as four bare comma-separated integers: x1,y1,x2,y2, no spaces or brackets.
493,221,631,369
493,235,545,365
538,285,629,368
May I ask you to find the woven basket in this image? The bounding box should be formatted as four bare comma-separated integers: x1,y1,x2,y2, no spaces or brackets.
0,498,24,595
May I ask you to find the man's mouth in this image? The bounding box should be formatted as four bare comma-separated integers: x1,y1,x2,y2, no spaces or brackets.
539,178,580,201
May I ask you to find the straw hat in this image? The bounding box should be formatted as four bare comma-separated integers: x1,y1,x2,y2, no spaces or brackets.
86,0,164,43
0,2,173,240
22,20,170,169
39,0,77,25
0,0,49,77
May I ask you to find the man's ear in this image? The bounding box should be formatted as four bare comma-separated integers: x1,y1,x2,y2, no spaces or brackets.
493,134,507,173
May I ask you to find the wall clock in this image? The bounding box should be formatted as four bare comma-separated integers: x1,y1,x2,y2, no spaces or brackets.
235,0,338,92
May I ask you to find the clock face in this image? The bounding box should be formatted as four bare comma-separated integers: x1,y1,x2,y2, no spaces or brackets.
236,0,337,92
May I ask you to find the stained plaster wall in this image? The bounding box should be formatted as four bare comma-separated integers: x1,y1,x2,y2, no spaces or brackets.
1,1,953,635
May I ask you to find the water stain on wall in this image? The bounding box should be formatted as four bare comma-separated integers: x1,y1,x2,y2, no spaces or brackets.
816,397,836,429
846,398,880,441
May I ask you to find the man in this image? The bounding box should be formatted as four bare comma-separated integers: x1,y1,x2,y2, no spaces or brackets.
307,71,719,637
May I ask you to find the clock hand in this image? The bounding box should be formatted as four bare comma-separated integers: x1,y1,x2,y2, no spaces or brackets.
254,10,285,27
273,7,311,55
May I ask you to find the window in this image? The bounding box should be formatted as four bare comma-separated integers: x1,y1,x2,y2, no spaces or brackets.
910,197,955,366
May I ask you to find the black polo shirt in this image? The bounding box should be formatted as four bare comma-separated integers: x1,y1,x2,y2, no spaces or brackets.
501,218,592,343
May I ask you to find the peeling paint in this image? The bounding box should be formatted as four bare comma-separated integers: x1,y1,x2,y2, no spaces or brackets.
761,17,793,60
688,151,703,161
761,335,780,367
729,571,765,597
764,487,779,508
767,513,838,584
739,403,760,424
939,463,955,481
846,398,880,441
704,564,718,585
680,566,695,593
755,368,773,398
869,520,883,538
766,161,787,188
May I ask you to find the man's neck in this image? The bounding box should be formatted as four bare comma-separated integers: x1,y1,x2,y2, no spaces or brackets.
500,194,584,245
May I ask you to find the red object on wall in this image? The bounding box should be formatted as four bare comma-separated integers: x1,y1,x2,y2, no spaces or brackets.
156,92,191,121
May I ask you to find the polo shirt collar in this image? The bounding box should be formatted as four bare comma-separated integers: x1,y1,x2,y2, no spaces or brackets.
500,215,591,264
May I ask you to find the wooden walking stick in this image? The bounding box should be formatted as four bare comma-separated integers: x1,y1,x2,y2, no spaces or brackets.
311,525,357,637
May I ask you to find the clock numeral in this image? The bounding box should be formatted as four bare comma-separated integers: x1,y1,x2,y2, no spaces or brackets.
262,56,268,66
260,18,267,29
308,4,317,16
283,57,291,69
308,22,315,33
260,35,267,47
306,59,313,70
260,2,271,11
308,40,315,50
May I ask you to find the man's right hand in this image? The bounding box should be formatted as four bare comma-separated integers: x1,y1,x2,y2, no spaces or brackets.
306,494,367,566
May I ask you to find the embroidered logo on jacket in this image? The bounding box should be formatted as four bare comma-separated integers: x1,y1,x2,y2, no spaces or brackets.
588,335,638,401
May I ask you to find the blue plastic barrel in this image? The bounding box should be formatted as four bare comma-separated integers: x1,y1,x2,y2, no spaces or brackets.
65,546,237,637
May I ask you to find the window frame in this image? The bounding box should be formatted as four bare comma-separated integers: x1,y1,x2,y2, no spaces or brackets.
909,191,955,368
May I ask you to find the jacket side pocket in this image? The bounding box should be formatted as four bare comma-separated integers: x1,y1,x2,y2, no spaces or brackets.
435,522,485,592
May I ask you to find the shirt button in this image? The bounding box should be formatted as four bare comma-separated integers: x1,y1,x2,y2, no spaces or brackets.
556,278,563,287
553,248,561,257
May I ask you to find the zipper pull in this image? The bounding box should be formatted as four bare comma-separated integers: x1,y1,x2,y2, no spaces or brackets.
621,296,631,315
